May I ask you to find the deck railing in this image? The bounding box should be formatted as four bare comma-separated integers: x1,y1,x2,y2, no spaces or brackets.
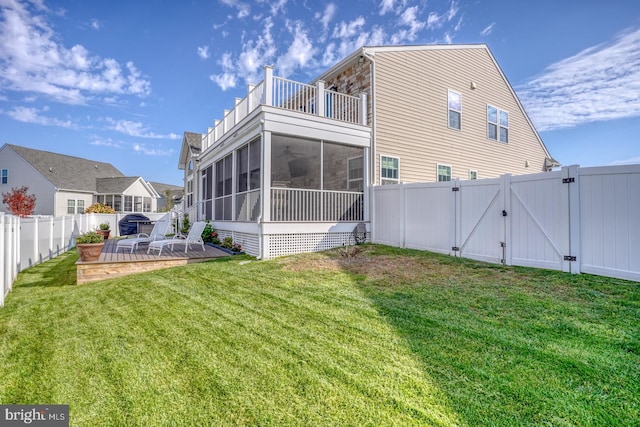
271,188,364,222
203,66,368,150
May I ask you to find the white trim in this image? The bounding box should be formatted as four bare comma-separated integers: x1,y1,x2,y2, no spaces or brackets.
447,89,462,131
437,163,452,182
487,104,509,143
380,154,400,185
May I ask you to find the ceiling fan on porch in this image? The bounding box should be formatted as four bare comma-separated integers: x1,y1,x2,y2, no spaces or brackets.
278,145,305,159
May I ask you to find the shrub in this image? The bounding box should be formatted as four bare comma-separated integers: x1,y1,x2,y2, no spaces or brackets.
76,231,104,244
202,222,220,244
85,203,115,214
220,236,242,252
99,222,110,230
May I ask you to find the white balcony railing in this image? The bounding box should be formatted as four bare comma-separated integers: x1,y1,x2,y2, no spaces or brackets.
271,188,364,222
203,66,368,150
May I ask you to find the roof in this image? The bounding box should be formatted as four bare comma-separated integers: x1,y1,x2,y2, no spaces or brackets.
178,131,203,170
149,181,184,198
8,144,124,192
96,177,139,193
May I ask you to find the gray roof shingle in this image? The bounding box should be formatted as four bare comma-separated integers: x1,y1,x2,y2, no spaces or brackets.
9,144,124,192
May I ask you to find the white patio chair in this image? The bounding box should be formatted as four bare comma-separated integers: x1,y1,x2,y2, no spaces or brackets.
147,221,207,256
116,218,172,253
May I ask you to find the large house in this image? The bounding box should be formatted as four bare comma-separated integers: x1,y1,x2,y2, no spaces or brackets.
0,144,172,217
178,44,557,259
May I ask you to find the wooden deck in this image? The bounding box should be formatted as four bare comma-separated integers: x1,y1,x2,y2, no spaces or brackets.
76,238,230,284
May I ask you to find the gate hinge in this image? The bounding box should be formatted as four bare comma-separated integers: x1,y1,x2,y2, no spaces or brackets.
564,255,577,261
562,177,575,184
500,242,506,248
452,187,460,192
451,246,460,251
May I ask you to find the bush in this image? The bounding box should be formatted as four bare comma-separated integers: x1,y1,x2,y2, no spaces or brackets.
220,236,242,253
1,186,36,217
202,222,220,244
99,222,110,230
85,203,115,214
76,231,104,244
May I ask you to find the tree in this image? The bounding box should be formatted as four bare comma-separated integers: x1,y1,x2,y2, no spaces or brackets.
2,186,37,217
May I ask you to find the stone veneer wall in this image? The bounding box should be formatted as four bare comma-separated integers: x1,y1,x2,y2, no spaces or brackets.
324,58,373,126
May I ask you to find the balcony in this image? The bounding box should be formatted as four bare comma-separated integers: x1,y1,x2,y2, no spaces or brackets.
203,66,368,150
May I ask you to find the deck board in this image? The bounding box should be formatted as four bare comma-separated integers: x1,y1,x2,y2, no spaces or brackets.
76,238,230,284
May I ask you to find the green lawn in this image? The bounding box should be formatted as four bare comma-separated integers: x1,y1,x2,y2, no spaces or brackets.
0,245,638,426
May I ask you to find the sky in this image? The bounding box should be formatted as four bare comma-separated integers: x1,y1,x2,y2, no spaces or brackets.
0,0,639,186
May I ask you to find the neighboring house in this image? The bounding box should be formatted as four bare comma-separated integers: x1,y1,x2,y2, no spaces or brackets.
178,44,558,259
149,181,184,212
0,144,166,216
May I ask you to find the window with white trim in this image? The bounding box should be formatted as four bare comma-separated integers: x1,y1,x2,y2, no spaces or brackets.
67,199,85,214
347,156,364,191
469,170,478,180
448,90,461,130
1,169,7,184
487,105,509,143
437,164,452,182
381,156,399,185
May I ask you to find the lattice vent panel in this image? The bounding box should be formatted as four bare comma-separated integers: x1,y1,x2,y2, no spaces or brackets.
267,232,365,259
215,230,259,257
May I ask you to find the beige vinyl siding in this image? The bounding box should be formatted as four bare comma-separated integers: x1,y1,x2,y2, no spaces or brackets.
373,47,549,183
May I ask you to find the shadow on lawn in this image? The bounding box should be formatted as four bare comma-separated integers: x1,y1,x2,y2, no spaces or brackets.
14,249,79,288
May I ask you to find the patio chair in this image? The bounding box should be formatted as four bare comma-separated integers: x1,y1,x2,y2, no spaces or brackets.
116,218,172,253
147,221,207,256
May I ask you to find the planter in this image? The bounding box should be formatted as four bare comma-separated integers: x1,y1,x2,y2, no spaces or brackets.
206,243,244,255
77,242,105,262
97,229,111,240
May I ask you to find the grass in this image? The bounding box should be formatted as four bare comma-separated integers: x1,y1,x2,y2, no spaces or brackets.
0,245,638,426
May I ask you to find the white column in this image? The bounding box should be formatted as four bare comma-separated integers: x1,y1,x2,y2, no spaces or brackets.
263,66,274,106
316,80,326,117
359,93,368,125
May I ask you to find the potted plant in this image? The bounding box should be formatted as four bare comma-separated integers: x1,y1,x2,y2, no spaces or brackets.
76,231,105,262
97,222,111,240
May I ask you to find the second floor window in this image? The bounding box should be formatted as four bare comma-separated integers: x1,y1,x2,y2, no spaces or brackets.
1,169,7,184
381,155,399,185
488,105,509,143
437,164,452,182
448,90,461,130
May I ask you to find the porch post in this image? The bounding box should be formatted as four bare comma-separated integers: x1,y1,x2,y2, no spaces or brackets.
316,80,326,117
234,97,242,124
214,119,221,142
359,93,368,125
262,131,272,222
223,110,230,133
247,84,256,111
263,66,274,106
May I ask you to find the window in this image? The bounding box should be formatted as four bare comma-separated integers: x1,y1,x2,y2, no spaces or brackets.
215,153,233,220
448,90,461,130
487,105,509,143
67,199,84,214
381,156,399,185
469,170,478,180
1,169,7,184
186,179,193,207
437,164,452,182
347,156,364,192
124,195,133,212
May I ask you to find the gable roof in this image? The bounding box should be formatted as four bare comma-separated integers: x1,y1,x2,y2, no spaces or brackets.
149,181,183,197
96,177,139,193
178,131,203,170
8,144,124,192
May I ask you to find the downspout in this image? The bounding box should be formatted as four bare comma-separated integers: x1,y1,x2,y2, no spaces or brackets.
257,119,265,260
362,49,376,242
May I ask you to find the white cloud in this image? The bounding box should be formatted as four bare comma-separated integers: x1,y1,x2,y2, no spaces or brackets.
197,46,210,60
315,3,336,32
133,144,175,156
277,21,317,77
0,0,151,105
379,0,395,15
609,156,640,166
90,137,121,148
107,118,180,139
210,18,277,90
4,106,76,128
323,17,387,66
480,22,494,36
391,6,425,44
426,1,458,30
268,0,287,16
518,28,640,132
219,0,250,18
90,19,101,30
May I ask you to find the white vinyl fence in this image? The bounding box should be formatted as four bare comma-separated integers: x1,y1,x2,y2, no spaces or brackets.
1,212,171,307
373,164,640,282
